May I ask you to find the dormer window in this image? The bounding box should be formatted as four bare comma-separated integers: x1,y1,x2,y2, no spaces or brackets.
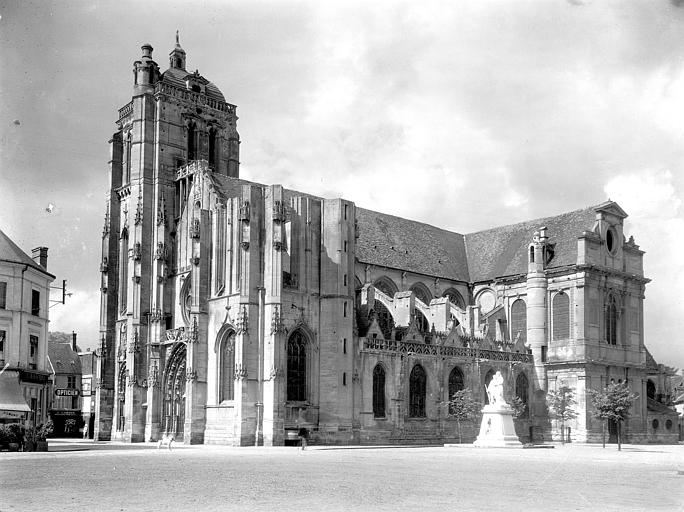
191,84,201,93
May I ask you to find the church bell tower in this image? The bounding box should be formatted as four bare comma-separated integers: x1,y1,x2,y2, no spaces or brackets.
96,37,240,441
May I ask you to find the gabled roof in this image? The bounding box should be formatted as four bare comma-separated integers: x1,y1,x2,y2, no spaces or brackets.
0,229,54,278
355,208,470,282
47,342,82,375
464,206,598,282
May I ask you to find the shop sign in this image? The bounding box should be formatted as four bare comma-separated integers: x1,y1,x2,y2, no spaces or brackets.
0,410,26,420
55,388,80,397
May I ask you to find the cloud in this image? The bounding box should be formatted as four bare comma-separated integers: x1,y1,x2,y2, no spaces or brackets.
605,170,684,368
49,288,100,349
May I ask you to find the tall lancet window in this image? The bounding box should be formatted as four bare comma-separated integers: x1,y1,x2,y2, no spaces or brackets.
287,330,307,402
208,127,217,169
187,122,196,162
214,206,226,294
219,330,235,402
409,364,427,418
124,132,132,184
372,364,386,418
606,294,618,345
119,229,129,314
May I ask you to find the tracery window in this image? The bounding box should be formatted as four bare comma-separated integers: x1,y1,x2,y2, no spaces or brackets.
287,330,307,402
372,364,386,418
515,372,529,418
443,288,465,309
410,282,432,305
448,366,465,415
219,330,235,402
409,364,427,418
552,292,570,340
119,229,129,314
373,277,398,298
605,294,618,345
510,299,526,344
214,207,226,294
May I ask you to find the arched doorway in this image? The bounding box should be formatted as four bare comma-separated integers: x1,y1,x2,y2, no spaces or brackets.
162,344,187,439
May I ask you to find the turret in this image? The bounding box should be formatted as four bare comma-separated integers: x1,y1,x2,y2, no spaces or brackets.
169,30,186,70
133,44,159,94
526,226,549,390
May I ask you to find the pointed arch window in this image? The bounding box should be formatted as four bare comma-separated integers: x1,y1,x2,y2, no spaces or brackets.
124,132,132,184
410,282,432,305
552,292,570,340
515,372,529,418
409,364,427,418
119,230,129,314
443,288,465,309
605,294,618,345
372,364,386,418
510,299,527,345
448,366,465,415
219,330,235,402
187,122,196,161
287,331,307,401
208,127,217,169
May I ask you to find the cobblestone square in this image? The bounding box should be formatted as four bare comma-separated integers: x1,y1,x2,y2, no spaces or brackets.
1,441,683,511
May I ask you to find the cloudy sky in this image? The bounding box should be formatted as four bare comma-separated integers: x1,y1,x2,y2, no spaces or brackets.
1,0,683,368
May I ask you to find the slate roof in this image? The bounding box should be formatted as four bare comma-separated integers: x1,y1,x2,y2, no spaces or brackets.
206,175,613,285
355,208,470,282
0,228,54,278
47,343,82,375
464,206,598,282
161,67,227,102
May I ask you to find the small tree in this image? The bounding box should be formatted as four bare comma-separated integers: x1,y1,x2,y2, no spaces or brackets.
588,383,638,451
447,389,481,443
547,386,578,445
509,396,527,419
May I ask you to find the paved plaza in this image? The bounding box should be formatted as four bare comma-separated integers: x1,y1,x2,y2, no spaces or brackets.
1,440,683,511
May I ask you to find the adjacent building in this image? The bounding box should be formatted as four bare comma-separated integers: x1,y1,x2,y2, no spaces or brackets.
79,348,99,438
47,335,82,436
94,40,678,446
0,229,53,427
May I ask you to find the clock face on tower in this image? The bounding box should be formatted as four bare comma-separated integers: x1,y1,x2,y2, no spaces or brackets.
477,289,496,313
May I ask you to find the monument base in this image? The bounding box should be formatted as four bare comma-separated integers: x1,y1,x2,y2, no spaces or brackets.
473,404,522,448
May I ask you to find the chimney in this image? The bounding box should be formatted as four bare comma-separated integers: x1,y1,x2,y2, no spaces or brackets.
72,332,77,353
31,247,49,269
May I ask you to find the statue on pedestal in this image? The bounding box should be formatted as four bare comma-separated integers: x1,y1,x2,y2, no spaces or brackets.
473,370,521,447
486,370,505,406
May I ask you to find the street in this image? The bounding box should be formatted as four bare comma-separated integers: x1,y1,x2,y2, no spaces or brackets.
1,440,683,511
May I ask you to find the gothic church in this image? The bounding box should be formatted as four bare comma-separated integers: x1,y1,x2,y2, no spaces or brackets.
95,40,678,445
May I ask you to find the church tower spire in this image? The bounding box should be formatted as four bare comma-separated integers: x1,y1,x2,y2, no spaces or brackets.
169,30,186,70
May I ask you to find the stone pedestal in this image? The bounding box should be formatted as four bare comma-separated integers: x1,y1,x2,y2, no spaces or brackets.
473,404,522,448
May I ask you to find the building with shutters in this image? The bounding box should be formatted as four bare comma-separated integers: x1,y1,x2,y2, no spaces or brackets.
94,38,678,445
0,229,53,427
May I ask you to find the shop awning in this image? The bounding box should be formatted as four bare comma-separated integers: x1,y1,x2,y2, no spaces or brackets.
0,373,31,412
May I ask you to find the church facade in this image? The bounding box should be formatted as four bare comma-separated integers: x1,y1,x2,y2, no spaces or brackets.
94,40,678,446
